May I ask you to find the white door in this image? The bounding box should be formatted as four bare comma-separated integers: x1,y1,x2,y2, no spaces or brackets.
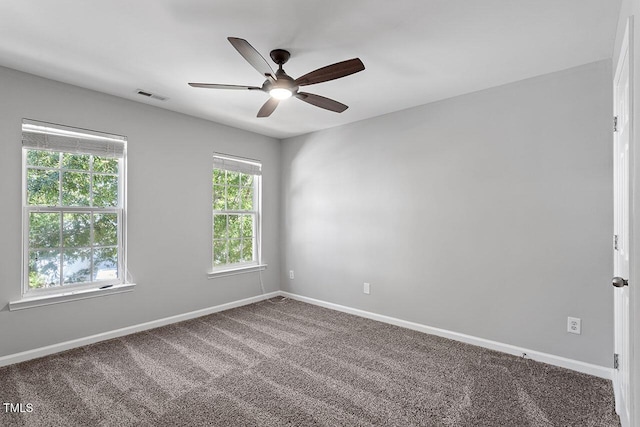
613,17,632,427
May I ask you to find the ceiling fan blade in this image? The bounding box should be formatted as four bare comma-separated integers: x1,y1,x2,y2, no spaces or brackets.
296,92,348,113
189,83,261,90
295,58,365,86
257,98,279,117
228,37,275,78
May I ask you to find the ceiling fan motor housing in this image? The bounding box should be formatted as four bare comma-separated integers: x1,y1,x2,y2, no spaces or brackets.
266,50,298,93
274,73,298,92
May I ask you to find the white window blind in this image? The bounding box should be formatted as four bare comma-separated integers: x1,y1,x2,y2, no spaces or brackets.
213,154,262,176
22,119,126,158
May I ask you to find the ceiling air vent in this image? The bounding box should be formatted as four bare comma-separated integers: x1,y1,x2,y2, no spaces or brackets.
135,89,168,101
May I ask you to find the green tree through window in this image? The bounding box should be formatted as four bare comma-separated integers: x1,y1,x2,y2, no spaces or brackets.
212,155,261,269
22,120,126,293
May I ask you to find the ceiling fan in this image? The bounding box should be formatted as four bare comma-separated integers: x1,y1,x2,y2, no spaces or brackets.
189,37,365,118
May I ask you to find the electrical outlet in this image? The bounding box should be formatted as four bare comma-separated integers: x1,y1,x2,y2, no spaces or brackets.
567,317,581,334
289,270,294,280
363,282,370,295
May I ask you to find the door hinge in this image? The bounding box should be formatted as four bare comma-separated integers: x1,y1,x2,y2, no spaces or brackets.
614,234,619,251
614,116,618,132
614,353,619,370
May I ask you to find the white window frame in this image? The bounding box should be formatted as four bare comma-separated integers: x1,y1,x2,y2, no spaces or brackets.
19,119,129,299
209,153,265,277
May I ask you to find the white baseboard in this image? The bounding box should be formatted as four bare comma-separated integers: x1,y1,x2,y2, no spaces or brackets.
0,289,614,382
280,291,613,380
0,291,280,368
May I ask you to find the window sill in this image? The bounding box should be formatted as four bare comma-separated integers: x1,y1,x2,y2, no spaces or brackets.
9,283,136,311
208,264,267,279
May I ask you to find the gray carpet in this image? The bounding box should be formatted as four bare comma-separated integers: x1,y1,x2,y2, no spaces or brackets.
0,297,620,426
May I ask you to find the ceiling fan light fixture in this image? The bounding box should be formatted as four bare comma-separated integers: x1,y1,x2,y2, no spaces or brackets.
269,87,292,100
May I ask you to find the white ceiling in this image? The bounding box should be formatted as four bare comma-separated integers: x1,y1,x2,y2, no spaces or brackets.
0,0,621,139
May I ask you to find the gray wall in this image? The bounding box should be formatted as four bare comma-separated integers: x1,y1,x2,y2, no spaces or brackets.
0,59,615,368
0,66,281,358
281,60,613,367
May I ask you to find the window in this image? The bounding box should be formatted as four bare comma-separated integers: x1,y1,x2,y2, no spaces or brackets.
22,119,127,296
212,154,262,271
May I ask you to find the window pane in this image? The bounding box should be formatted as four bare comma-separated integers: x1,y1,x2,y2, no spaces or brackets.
93,174,118,207
29,249,60,288
94,157,118,174
241,186,253,210
228,215,241,238
94,213,118,246
227,186,241,210
213,185,226,210
229,239,241,263
62,171,90,206
27,150,59,168
62,153,90,171
213,169,226,185
240,173,253,186
94,247,118,280
27,169,59,206
241,239,253,262
241,215,253,238
63,213,91,248
63,248,91,284
29,212,60,248
213,214,227,239
213,240,228,265
227,171,240,186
